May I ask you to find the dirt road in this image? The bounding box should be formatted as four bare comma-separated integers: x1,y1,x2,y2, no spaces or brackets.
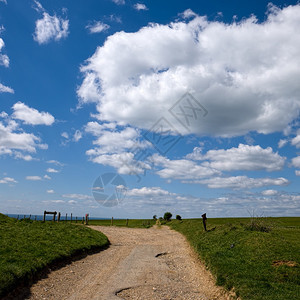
27,226,232,300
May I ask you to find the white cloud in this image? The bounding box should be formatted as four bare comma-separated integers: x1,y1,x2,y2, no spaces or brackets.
127,186,173,197
0,83,14,93
47,189,54,194
14,152,34,161
0,0,7,5
151,153,220,180
61,132,69,139
85,123,151,174
34,12,69,44
86,21,110,34
291,130,300,148
111,0,125,5
201,144,285,172
291,156,300,168
278,139,288,148
26,176,42,181
194,176,289,189
12,102,55,125
73,130,82,142
62,194,92,200
89,152,151,175
47,159,63,166
46,168,59,173
78,5,300,137
134,3,148,11
261,189,278,196
0,38,9,67
68,200,77,204
0,117,46,158
33,1,44,13
0,177,17,184
180,9,197,19
44,174,51,180
295,170,300,176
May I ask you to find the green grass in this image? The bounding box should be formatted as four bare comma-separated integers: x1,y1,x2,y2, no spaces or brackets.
0,213,109,297
88,218,156,228
168,217,300,300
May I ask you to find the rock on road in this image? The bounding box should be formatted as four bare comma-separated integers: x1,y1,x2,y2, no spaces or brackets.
27,226,233,300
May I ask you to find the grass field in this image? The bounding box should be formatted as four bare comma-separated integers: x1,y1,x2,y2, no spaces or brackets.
88,218,156,228
0,213,109,297
169,217,300,300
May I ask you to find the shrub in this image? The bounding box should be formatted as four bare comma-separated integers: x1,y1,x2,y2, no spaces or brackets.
163,212,172,221
176,215,182,220
153,215,157,220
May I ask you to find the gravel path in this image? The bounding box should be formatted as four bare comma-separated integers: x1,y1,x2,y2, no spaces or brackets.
27,226,234,300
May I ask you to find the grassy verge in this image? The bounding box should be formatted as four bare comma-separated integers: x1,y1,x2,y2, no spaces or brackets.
168,217,300,300
88,218,156,228
0,213,109,297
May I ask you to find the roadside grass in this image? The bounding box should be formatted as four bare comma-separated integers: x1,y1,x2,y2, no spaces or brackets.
0,213,109,298
169,217,300,300
88,218,156,228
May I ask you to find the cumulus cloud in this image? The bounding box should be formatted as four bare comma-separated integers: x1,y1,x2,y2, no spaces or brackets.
151,153,220,180
85,123,151,174
291,156,300,168
0,118,45,159
12,102,55,125
296,170,300,176
78,4,300,137
47,159,64,166
194,176,289,189
86,21,110,34
0,0,7,5
46,168,59,173
26,175,42,181
291,130,300,148
111,0,125,5
47,189,54,193
62,194,92,200
0,37,9,67
0,177,17,184
73,130,82,142
33,2,69,44
61,132,69,139
127,186,173,197
261,189,278,196
201,144,285,172
134,3,148,11
278,139,288,148
44,174,51,180
0,83,14,94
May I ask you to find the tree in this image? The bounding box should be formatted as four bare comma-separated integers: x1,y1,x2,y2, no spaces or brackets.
153,215,157,220
176,215,182,220
164,212,172,221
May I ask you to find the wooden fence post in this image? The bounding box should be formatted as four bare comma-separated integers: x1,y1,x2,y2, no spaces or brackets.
57,212,61,223
43,211,46,222
111,217,114,226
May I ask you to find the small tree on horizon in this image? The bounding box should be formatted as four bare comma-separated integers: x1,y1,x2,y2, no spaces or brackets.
176,215,182,220
164,212,172,221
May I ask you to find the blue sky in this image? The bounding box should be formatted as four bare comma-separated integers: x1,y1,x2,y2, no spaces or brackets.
0,0,299,219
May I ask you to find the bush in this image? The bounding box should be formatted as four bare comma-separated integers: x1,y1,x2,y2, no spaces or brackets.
164,212,172,221
153,215,157,220
176,215,182,220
